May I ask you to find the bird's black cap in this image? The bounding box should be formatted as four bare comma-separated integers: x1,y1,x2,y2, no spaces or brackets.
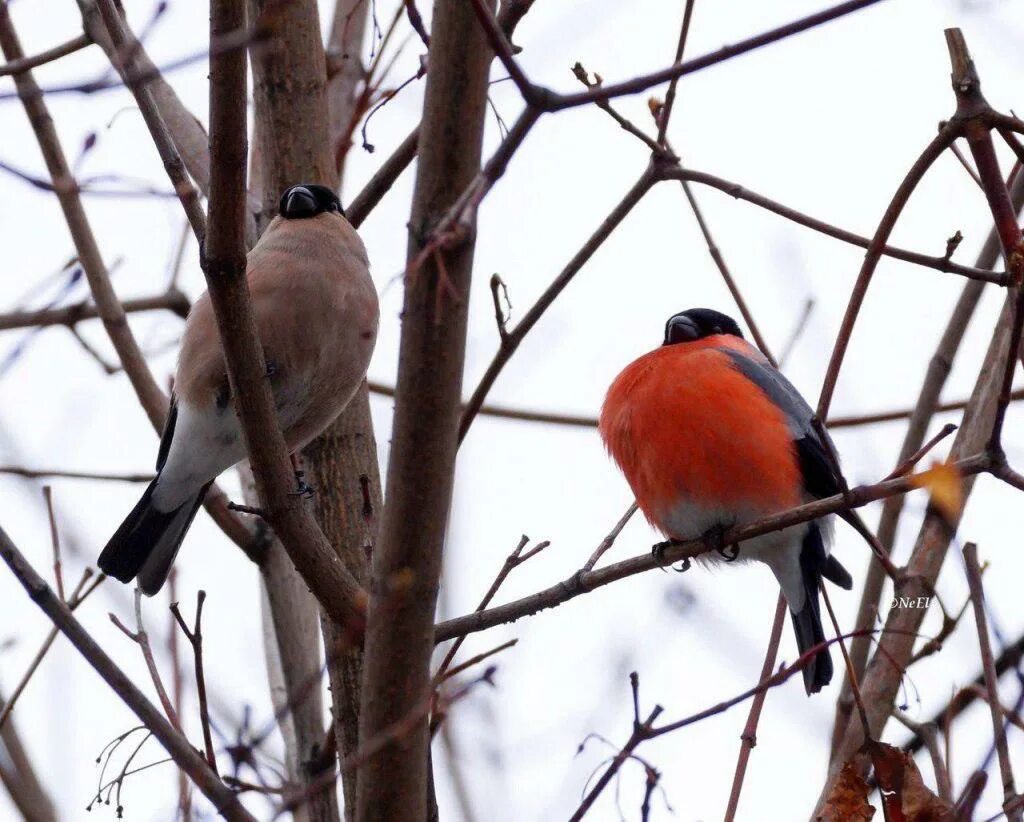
663,308,743,346
279,184,344,220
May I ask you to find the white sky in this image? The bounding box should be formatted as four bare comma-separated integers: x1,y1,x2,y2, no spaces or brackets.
2,0,1024,819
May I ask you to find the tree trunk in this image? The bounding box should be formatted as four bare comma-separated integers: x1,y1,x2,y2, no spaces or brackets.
355,1,495,818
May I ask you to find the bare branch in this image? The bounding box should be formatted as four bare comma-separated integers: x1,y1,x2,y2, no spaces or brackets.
0,32,91,76
0,569,103,732
0,290,190,331
0,3,259,560
435,453,992,643
723,597,786,821
963,542,1021,819
93,0,207,241
0,466,154,482
0,525,254,820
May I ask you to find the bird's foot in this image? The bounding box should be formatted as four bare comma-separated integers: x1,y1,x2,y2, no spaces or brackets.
701,524,740,562
291,470,316,499
652,539,691,573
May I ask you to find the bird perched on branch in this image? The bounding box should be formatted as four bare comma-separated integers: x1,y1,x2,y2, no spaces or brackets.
99,184,378,595
599,308,853,694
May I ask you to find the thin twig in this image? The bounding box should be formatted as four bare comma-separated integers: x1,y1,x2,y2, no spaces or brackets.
434,535,548,682
892,709,952,802
882,423,958,481
93,0,207,241
111,590,182,731
41,486,65,602
569,674,663,822
0,32,92,76
0,569,103,731
0,466,155,482
963,542,1022,820
582,503,638,572
0,525,254,820
723,596,786,821
436,638,517,684
170,591,218,775
655,0,697,144
817,121,963,420
0,290,190,331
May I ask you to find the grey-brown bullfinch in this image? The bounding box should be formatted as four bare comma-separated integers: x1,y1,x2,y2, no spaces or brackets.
599,308,853,694
99,184,379,595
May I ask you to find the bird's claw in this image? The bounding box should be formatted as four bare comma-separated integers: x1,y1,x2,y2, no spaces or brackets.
291,470,316,498
698,524,740,563
652,540,691,573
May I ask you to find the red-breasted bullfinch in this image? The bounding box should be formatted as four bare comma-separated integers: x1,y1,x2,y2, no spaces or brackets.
99,184,378,595
599,308,853,694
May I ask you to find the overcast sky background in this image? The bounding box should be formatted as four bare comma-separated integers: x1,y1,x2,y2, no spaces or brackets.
2,0,1024,819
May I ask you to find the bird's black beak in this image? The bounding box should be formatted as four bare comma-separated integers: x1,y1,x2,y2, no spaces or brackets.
663,315,701,346
282,186,317,219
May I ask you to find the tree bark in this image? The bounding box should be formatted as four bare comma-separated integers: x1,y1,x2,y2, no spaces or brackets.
303,4,377,818
355,2,494,818
246,2,343,821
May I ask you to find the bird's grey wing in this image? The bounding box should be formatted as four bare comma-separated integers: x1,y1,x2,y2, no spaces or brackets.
720,349,844,500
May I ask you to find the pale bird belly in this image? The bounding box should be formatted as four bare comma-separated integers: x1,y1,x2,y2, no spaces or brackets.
656,497,825,564
153,401,247,510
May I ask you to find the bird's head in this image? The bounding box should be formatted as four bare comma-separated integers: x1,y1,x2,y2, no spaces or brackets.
278,184,344,220
663,308,743,346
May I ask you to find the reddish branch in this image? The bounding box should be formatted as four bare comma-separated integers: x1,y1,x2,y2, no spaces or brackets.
817,121,963,419
821,29,1024,807
109,590,183,732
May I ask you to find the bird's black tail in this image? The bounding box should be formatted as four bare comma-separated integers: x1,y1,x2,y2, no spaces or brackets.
790,524,853,695
97,477,210,595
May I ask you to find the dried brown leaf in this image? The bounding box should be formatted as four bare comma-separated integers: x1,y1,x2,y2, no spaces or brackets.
817,761,875,821
871,741,954,822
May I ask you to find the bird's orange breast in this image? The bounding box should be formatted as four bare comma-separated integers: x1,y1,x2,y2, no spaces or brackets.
599,338,801,535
